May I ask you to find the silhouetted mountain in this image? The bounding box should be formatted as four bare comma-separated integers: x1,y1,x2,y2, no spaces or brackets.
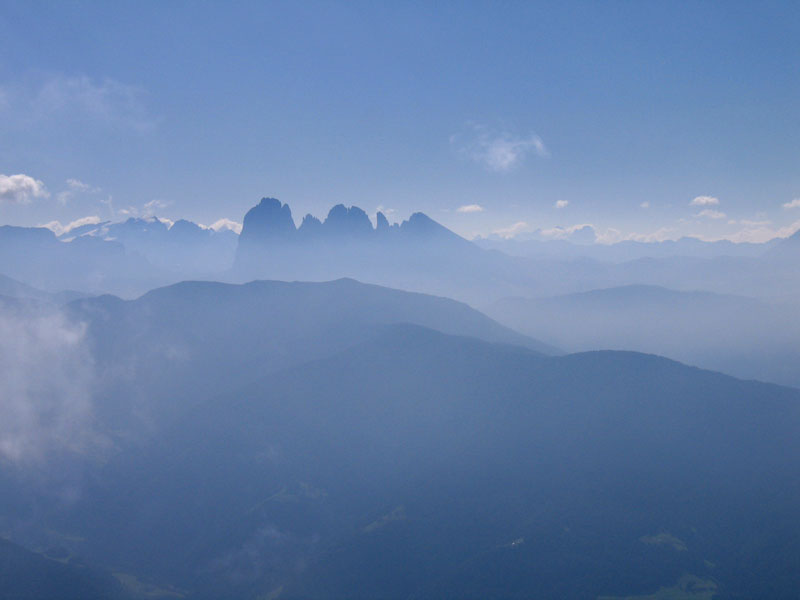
66,278,554,437
238,197,297,248
486,285,800,388
56,325,800,599
233,199,521,303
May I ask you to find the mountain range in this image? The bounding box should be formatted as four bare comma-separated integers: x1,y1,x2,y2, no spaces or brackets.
3,197,800,303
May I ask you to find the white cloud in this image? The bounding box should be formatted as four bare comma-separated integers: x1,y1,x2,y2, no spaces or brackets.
554,200,569,209
640,201,650,208
40,215,103,237
690,195,720,206
456,204,484,213
0,173,49,204
782,198,800,209
696,208,727,220
452,124,548,172
208,218,243,234
491,221,531,239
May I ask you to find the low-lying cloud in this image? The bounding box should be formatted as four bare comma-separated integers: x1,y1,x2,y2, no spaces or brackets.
0,305,99,463
41,215,104,237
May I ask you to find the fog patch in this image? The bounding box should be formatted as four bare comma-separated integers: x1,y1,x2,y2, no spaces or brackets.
0,305,99,463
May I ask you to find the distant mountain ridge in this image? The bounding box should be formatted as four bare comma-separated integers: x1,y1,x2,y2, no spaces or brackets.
238,197,467,249
3,196,800,302
486,284,800,388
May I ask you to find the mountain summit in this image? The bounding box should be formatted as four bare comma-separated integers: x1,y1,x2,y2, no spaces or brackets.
236,198,461,247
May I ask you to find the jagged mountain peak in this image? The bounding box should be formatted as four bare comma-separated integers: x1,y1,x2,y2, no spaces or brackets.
323,204,373,236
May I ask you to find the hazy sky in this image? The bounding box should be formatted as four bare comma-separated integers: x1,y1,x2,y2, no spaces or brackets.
1,1,799,242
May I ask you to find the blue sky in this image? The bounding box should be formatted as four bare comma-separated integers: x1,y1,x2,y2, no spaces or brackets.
1,1,799,242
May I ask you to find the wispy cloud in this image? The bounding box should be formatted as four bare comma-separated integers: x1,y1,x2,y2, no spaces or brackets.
56,178,101,205
782,198,800,209
0,74,155,133
0,173,49,204
491,221,531,239
143,198,170,217
640,201,650,208
690,195,720,206
452,124,548,172
696,208,727,220
554,200,568,209
456,204,484,213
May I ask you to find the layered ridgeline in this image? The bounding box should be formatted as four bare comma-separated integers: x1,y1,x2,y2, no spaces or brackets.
64,278,554,439
3,197,800,302
486,285,800,389
9,324,800,600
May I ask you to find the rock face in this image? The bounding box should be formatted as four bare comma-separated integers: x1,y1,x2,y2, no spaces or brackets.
238,197,297,248
322,204,374,237
236,198,468,249
376,211,390,232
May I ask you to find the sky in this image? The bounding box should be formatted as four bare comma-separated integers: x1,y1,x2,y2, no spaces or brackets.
1,0,799,243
